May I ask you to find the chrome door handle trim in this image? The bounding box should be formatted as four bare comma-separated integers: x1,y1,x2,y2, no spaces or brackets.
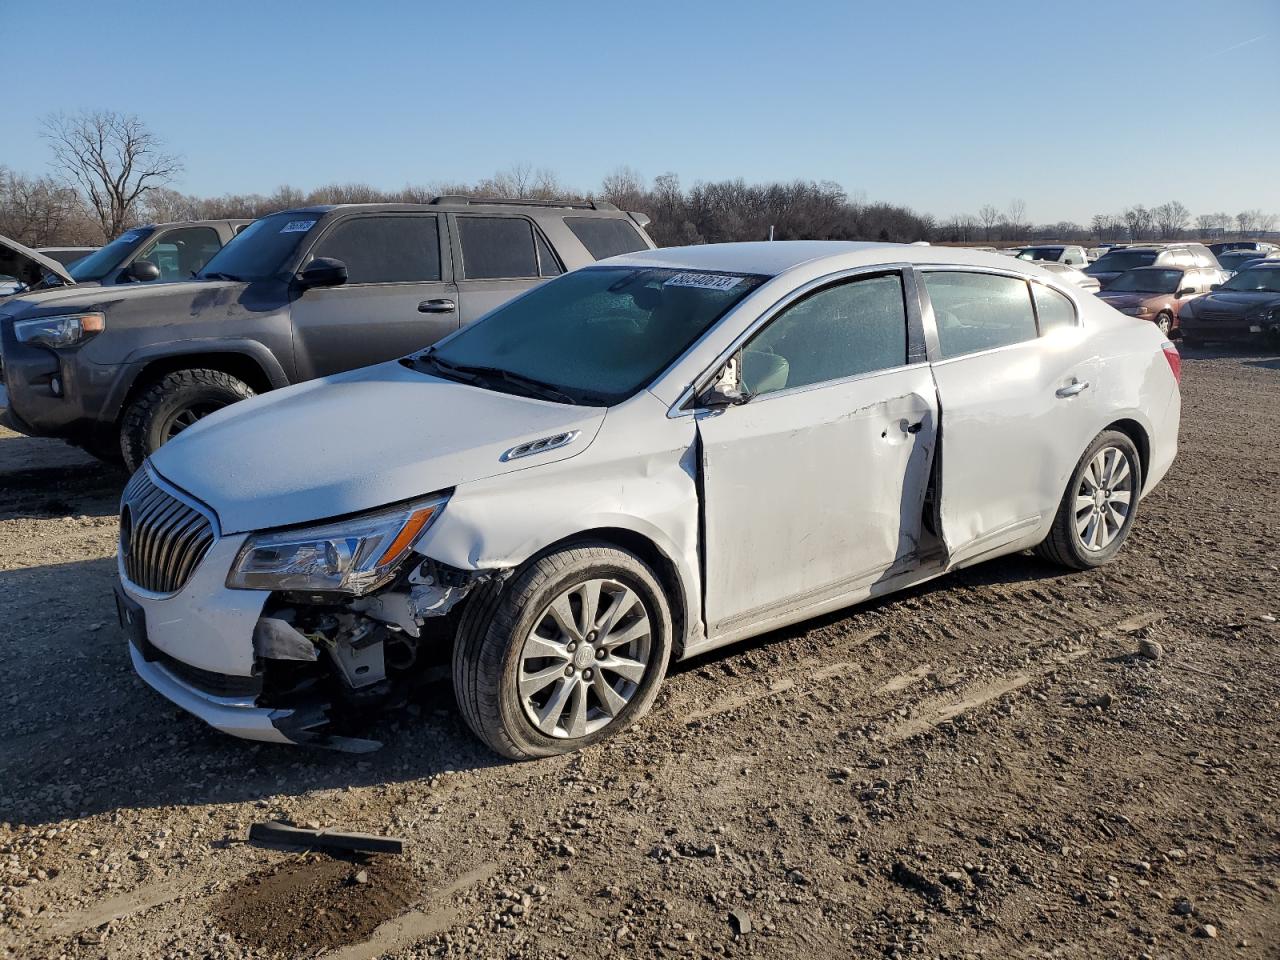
418,298,456,313
1056,379,1090,398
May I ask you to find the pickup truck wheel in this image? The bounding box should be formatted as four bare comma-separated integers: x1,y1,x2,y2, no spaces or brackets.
119,368,255,471
453,542,672,759
1035,429,1142,570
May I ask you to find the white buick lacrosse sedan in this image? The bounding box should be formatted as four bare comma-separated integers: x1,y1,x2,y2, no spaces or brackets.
115,242,1180,758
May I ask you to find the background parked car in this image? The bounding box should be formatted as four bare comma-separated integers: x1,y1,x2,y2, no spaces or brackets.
1216,249,1279,275
1208,240,1277,257
1030,260,1101,292
1013,244,1089,267
53,220,250,289
1178,261,1280,347
1084,243,1222,288
1095,265,1218,335
0,198,655,468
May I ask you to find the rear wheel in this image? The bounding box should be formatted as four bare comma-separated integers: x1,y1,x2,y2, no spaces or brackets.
1036,430,1142,570
453,542,672,759
119,368,255,471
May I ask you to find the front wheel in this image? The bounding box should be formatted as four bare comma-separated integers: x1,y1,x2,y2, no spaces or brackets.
1036,430,1142,570
119,368,255,471
1154,312,1172,335
453,542,673,759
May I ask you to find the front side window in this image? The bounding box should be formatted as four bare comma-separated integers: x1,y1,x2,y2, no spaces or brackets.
1032,283,1076,334
742,274,907,397
924,271,1038,358
136,226,221,281
565,216,649,260
458,217,539,280
423,266,766,404
311,216,441,284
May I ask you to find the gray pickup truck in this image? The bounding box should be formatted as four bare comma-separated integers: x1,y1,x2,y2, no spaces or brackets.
0,198,655,468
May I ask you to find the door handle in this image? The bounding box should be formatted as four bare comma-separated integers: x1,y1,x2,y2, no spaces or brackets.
1056,379,1091,398
418,298,456,314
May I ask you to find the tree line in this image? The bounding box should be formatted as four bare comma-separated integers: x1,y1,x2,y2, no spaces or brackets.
1,111,1275,252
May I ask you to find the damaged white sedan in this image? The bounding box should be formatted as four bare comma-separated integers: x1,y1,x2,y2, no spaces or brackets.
115,242,1181,758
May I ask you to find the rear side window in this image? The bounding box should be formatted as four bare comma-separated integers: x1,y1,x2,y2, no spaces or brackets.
744,273,907,396
924,272,1038,358
1032,283,1076,334
536,232,562,277
458,217,539,280
312,216,440,284
564,216,649,260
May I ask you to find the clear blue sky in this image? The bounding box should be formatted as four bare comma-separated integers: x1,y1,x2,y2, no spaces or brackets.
5,0,1278,224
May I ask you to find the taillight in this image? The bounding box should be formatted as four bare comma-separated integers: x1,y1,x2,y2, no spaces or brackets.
1161,341,1182,385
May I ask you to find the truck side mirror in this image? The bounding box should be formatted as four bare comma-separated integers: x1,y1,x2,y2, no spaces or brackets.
127,260,161,282
297,257,348,289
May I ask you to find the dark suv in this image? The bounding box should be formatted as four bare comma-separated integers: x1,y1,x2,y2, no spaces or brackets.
0,199,654,468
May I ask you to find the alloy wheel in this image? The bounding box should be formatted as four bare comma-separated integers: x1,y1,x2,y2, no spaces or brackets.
1073,445,1134,551
518,578,653,739
162,402,223,442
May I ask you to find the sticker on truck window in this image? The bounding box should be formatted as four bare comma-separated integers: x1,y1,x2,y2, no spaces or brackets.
663,272,743,291
280,220,316,233
120,231,146,243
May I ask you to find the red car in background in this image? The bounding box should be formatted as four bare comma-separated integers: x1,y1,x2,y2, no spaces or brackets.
1095,265,1223,336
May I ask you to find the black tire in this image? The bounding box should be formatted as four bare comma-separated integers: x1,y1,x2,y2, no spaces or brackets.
1036,429,1142,570
453,542,673,759
1154,312,1172,336
119,368,255,471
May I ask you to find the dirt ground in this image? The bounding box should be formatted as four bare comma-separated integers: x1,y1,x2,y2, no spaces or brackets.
1,346,1277,960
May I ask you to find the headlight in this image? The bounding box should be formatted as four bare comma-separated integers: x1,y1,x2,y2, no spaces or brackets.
227,494,448,594
13,312,106,349
1121,306,1148,316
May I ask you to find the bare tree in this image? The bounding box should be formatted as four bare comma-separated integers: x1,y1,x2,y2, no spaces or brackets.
1258,212,1278,235
42,111,183,240
978,204,1000,241
1153,201,1189,239
1122,205,1153,241
1005,199,1028,240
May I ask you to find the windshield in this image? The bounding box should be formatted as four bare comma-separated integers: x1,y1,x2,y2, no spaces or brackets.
1016,247,1062,261
197,212,319,281
1106,269,1183,294
422,266,768,405
1089,250,1157,273
1220,268,1280,294
1220,252,1264,269
67,228,153,281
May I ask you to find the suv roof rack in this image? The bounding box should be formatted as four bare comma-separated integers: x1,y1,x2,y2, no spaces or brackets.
429,195,618,211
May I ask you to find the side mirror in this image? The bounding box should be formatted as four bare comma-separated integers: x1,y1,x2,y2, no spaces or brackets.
697,356,750,408
126,260,161,282
297,257,348,289
1176,287,1195,298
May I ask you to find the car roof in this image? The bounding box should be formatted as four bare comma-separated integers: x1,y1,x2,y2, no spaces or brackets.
602,240,1080,279
275,199,630,218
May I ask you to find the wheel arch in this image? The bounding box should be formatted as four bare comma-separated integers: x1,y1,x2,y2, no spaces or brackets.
109,344,288,423
1102,416,1151,489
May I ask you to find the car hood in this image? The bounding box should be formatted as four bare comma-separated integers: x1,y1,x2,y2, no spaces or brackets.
1187,291,1280,315
0,234,75,291
1096,292,1157,309
149,360,608,535
0,277,248,322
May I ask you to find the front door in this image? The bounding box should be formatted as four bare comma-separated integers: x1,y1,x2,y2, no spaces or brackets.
291,214,458,379
697,271,938,637
922,269,1102,564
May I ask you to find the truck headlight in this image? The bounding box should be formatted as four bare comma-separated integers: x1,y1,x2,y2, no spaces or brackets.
227,495,448,594
13,312,106,349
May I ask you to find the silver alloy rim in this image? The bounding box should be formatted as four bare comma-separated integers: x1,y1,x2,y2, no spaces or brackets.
518,578,652,739
1074,446,1134,551
1157,314,1171,334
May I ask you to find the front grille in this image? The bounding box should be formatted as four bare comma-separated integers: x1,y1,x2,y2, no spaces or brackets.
1199,310,1243,322
120,469,217,595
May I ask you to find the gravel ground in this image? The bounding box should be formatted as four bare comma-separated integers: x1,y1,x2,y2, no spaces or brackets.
1,347,1277,959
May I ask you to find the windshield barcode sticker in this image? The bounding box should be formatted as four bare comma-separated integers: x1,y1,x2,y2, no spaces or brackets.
664,273,743,291
280,220,316,233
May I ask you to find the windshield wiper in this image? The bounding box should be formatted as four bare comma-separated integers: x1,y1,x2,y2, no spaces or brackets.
407,351,577,404
202,271,243,281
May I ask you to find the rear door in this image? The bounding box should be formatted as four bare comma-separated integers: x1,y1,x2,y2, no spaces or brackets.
451,215,562,325
923,269,1101,565
697,269,938,637
290,213,457,378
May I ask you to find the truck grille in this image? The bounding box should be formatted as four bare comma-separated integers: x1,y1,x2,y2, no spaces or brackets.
119,469,218,595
